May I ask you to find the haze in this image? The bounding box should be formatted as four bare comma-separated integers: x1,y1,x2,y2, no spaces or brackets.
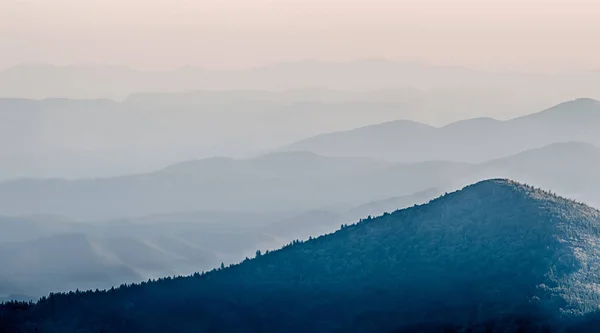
1,0,600,72
4,3,600,332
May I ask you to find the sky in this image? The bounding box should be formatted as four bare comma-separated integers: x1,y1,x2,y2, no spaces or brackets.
1,0,599,72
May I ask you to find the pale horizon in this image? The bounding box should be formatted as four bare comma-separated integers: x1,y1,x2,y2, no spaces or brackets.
2,0,600,73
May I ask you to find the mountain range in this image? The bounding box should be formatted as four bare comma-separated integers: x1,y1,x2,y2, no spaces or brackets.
1,141,599,221
2,139,600,299
0,91,424,180
3,94,600,332
4,179,600,332
1,96,599,180
1,61,599,102
0,187,442,300
282,98,600,163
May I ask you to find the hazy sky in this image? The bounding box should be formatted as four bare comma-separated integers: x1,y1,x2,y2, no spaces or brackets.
1,0,599,72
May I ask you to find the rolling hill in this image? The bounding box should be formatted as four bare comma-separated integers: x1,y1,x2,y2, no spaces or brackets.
3,179,600,332
0,93,410,180
2,93,599,180
0,188,440,299
0,152,402,220
0,215,283,300
1,61,599,104
2,141,600,221
281,98,600,163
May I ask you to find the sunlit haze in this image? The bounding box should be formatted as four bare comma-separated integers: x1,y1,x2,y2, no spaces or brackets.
1,0,600,72
3,1,600,332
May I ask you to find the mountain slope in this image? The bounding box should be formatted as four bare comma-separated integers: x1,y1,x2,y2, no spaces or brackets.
4,179,600,332
281,98,600,163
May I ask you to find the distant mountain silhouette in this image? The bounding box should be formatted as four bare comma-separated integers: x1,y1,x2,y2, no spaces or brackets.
1,61,599,102
343,187,442,219
0,185,441,299
0,92,418,180
0,214,281,299
0,233,142,296
2,92,598,180
262,188,443,241
4,180,600,332
0,152,399,220
282,98,600,163
2,142,600,220
473,142,600,205
159,151,388,179
515,98,600,123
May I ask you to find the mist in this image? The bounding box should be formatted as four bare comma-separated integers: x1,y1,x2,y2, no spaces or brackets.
2,1,600,332
2,0,600,72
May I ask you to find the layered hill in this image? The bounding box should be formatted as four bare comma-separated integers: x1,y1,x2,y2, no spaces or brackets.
2,96,599,180
1,61,599,108
0,215,281,299
0,93,409,180
282,98,600,163
0,188,439,299
2,142,600,220
3,179,600,332
0,152,402,220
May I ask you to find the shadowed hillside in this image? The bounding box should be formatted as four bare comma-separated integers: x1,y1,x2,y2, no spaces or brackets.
4,179,600,332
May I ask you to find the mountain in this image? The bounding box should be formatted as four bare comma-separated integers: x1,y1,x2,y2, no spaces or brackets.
159,151,388,179
0,92,416,180
0,215,83,243
0,187,441,299
4,179,600,332
474,142,600,206
3,141,600,221
1,91,598,180
0,152,403,220
0,233,142,297
1,61,599,103
0,216,281,299
343,187,442,220
281,98,600,163
261,188,443,241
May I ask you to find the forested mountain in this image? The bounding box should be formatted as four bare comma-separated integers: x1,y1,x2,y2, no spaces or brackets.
4,179,600,332
282,98,600,163
3,142,600,301
0,189,439,300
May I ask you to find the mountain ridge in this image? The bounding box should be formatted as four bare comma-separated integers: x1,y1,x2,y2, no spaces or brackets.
2,141,600,220
281,98,600,163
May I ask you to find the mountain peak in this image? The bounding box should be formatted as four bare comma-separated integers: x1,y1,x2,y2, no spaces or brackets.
460,178,588,205
542,97,600,115
551,97,600,111
511,98,600,124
